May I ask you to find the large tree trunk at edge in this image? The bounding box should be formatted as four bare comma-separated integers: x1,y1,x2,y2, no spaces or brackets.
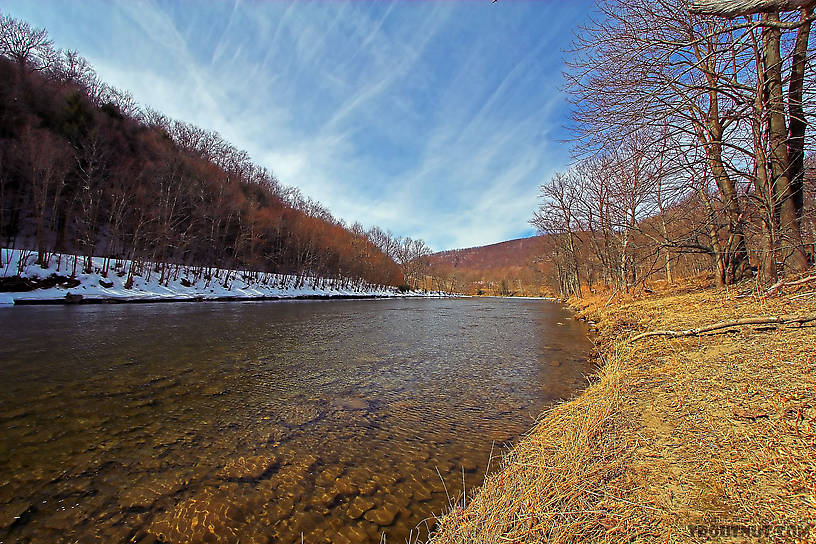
764,13,810,274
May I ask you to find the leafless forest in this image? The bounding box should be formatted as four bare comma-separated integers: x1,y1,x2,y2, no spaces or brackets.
532,0,816,297
0,14,435,291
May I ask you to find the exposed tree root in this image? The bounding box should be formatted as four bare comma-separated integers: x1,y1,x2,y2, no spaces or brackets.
629,313,816,342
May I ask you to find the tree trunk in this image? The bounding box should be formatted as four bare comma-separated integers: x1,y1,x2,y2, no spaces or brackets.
700,186,728,286
706,141,752,282
787,8,811,223
751,73,778,283
763,13,809,274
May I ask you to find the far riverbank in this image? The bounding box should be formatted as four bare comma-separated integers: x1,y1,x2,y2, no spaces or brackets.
0,249,449,306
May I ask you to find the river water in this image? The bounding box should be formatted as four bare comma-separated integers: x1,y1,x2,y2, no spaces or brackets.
0,298,592,544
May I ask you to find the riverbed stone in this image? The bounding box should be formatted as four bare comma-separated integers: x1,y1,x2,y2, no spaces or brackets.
310,488,340,509
264,495,295,522
326,515,345,532
412,483,433,502
331,475,359,496
371,472,398,488
53,475,94,497
202,384,229,397
393,484,415,503
358,479,377,496
0,500,30,529
412,448,431,462
218,455,276,481
334,397,369,411
461,457,478,473
147,486,246,543
258,424,287,444
334,523,370,544
119,472,189,509
271,458,315,492
280,404,322,427
315,465,343,486
97,521,136,543
345,496,375,520
285,509,324,535
363,502,400,526
43,503,93,531
416,467,437,482
345,467,377,495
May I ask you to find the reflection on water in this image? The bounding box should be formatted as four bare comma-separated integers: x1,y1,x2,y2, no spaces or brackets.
0,298,592,543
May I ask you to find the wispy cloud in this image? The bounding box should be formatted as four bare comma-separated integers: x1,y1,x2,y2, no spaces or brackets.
3,0,594,251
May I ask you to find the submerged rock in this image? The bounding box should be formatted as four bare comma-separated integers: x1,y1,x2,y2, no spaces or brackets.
340,468,377,496
283,509,324,536
279,404,323,427
412,483,433,502
310,488,340,509
331,475,359,496
119,472,189,509
315,465,343,487
257,424,287,445
147,486,247,543
217,455,277,481
0,500,30,529
202,385,229,397
334,523,370,544
263,495,294,521
363,502,400,526
460,457,479,473
43,503,94,531
345,496,375,520
334,397,369,411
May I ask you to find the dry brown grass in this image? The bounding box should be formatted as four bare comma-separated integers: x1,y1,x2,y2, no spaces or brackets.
430,275,816,543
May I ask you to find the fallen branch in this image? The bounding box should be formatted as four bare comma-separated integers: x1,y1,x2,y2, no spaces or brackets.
690,0,816,17
765,275,816,295
629,313,816,342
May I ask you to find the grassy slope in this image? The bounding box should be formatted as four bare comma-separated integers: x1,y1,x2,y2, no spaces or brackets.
431,277,816,543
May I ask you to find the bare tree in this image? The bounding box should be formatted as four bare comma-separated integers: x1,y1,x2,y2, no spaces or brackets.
393,237,431,289
0,14,54,72
20,126,69,265
567,0,816,284
533,172,583,297
72,127,110,272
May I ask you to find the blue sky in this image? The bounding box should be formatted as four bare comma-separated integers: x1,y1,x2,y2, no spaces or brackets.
3,0,594,251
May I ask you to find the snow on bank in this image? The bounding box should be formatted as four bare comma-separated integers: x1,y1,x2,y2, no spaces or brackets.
0,249,449,306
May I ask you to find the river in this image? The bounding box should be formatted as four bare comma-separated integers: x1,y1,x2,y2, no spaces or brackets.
0,297,592,544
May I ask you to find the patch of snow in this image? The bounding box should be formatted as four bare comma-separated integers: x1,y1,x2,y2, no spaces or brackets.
0,249,451,306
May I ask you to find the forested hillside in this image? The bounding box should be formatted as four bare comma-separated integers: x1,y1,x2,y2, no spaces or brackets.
433,237,545,270
0,14,406,288
429,237,554,296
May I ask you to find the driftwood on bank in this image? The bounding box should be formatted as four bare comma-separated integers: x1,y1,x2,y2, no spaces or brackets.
690,0,816,17
765,275,816,294
629,313,816,342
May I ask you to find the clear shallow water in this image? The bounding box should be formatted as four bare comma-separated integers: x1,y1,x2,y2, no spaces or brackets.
0,298,592,544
